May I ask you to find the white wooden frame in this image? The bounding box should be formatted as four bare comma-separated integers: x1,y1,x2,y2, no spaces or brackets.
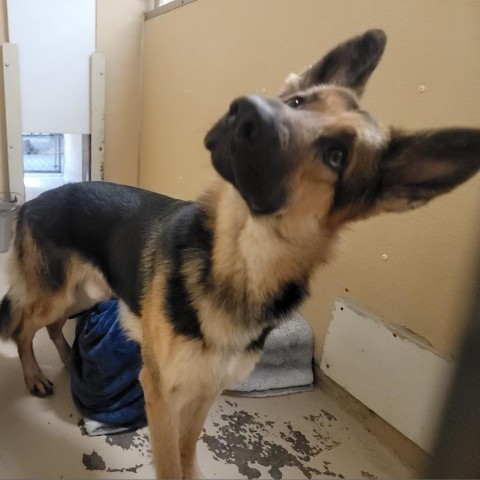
147,0,196,20
1,43,25,201
90,53,106,181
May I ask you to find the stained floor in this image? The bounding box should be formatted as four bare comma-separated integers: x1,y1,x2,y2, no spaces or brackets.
0,251,415,479
0,330,415,479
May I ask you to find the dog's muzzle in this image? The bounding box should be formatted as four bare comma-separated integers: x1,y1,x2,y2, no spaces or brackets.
205,95,290,215
205,96,279,153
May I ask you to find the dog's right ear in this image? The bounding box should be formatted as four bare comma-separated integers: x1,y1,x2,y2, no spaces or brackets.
281,29,386,98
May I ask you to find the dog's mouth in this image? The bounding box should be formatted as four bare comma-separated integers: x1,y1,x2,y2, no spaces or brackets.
205,95,290,215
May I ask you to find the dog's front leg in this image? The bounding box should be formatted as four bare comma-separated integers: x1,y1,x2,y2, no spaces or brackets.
140,366,183,479
179,394,216,479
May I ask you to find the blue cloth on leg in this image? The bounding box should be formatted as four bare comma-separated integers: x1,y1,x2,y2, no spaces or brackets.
71,299,146,431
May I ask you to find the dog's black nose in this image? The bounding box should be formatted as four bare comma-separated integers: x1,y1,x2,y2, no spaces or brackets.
204,136,216,152
228,96,277,145
205,94,288,216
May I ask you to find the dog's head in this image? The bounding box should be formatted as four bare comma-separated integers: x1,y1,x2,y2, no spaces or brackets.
205,29,480,229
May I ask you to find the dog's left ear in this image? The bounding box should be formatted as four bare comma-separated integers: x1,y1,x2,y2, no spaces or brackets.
282,29,387,97
375,128,480,213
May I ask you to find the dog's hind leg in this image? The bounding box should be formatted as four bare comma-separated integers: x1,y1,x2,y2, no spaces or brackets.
0,294,53,396
0,294,15,339
15,320,54,397
46,318,71,367
12,297,72,397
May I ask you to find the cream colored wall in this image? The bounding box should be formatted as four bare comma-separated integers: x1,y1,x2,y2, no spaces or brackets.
140,0,480,359
0,0,9,192
96,0,153,185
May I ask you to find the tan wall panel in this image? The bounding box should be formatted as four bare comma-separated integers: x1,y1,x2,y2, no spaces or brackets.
96,0,152,186
140,0,480,358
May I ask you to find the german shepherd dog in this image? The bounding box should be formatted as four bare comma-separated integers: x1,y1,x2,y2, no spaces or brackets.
1,29,479,478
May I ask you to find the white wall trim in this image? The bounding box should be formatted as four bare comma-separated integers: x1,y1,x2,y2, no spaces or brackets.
145,0,197,20
1,43,25,201
321,297,455,453
90,53,106,181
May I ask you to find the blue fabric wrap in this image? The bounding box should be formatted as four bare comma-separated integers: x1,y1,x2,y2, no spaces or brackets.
70,299,146,428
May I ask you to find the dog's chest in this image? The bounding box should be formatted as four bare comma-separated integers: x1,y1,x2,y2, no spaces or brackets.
217,349,261,388
142,344,259,418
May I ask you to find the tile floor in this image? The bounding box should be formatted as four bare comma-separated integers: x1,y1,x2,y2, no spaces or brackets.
0,252,415,479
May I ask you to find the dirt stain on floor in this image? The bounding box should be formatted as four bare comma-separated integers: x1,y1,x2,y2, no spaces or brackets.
82,451,106,471
201,408,344,479
105,429,150,454
79,421,150,472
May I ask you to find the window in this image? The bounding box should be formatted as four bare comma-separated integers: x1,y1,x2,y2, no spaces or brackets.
22,133,64,174
148,0,196,19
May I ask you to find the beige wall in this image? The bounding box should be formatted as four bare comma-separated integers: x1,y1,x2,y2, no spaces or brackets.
140,0,480,359
97,0,152,185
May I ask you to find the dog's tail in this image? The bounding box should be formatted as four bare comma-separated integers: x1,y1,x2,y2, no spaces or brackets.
0,294,17,340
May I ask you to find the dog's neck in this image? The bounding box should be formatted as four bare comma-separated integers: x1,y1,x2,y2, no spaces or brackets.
200,181,337,312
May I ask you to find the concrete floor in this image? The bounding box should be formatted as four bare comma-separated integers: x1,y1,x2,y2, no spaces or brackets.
0,252,415,479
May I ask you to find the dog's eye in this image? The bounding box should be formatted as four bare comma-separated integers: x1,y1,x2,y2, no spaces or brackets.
316,135,353,173
325,147,347,171
286,96,305,109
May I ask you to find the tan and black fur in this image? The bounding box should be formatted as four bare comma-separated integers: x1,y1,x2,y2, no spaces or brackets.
1,30,480,478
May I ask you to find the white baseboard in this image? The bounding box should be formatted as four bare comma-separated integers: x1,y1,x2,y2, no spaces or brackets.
320,298,455,453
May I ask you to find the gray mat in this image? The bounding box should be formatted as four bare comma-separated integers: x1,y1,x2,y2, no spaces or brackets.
226,313,314,397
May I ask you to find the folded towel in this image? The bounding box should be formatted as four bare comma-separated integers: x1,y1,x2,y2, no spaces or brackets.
79,418,146,437
71,300,146,432
226,313,314,397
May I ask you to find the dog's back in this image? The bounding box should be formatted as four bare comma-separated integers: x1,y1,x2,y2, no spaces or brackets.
0,182,185,340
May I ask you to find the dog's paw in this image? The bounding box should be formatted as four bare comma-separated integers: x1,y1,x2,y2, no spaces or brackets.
28,376,54,398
